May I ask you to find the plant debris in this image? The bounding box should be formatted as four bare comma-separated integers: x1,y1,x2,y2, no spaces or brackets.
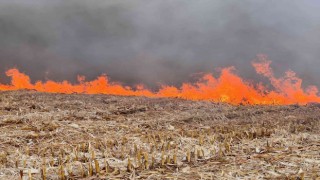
0,90,319,179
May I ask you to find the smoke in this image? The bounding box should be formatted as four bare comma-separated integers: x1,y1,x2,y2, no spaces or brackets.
1,0,320,88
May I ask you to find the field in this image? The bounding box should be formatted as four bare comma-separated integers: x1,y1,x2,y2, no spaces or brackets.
0,91,319,179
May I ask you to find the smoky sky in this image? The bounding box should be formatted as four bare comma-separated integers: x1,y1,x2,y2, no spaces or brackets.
1,0,320,88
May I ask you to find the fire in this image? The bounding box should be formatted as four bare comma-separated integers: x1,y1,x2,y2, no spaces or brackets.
1,55,320,105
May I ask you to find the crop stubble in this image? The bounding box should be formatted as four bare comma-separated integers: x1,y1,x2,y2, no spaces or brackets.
0,91,319,179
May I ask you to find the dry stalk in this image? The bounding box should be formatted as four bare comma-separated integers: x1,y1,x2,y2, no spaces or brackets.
187,149,191,163
94,159,100,174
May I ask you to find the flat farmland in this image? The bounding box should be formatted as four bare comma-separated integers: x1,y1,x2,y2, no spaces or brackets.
0,91,319,179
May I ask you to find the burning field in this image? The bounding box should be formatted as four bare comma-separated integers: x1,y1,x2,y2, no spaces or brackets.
0,90,319,179
1,1,320,179
0,55,320,180
1,55,320,105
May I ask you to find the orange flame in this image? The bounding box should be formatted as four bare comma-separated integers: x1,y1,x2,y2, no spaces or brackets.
1,55,319,105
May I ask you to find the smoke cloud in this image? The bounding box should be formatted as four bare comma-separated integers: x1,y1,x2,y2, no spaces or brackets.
1,0,320,88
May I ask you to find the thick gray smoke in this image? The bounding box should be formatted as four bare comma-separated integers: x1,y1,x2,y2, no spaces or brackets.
1,0,320,88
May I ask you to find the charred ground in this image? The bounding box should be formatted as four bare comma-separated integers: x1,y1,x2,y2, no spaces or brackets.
0,91,319,179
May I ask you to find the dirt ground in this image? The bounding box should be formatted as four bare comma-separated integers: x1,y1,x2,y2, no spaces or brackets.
0,90,319,180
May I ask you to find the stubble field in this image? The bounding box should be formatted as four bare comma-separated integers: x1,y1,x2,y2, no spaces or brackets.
0,91,319,179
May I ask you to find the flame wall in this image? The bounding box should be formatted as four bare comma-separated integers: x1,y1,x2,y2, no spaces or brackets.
1,55,320,105
1,0,320,100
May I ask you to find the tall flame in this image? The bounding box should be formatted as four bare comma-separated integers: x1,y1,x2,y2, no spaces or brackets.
1,55,319,105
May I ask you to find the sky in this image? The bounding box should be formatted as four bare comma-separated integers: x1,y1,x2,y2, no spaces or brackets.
0,0,320,88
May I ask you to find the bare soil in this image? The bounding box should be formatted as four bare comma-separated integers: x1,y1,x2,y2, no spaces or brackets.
0,91,319,179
